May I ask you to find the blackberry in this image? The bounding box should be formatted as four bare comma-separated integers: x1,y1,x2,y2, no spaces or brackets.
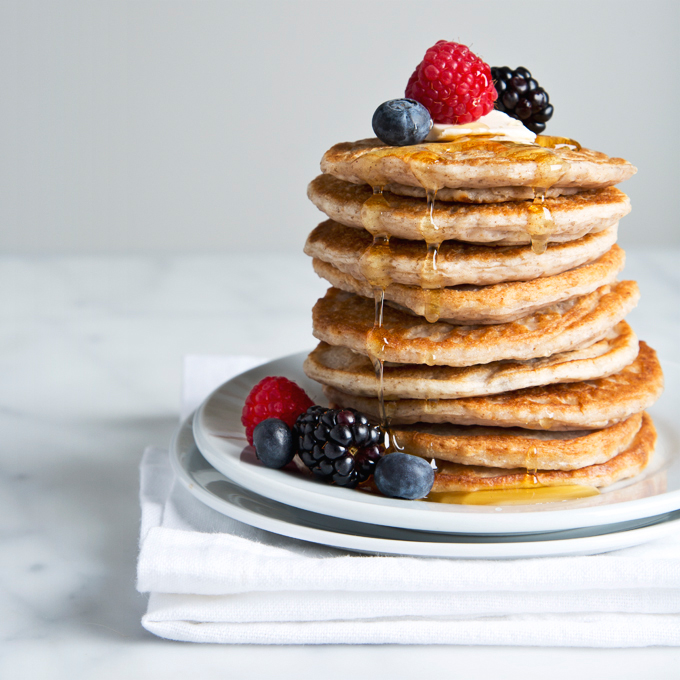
295,406,384,488
490,66,553,134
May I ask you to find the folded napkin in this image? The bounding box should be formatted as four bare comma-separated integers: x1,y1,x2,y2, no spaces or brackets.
137,355,680,645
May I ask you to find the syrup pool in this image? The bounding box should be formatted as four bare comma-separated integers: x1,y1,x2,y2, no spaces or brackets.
427,485,600,506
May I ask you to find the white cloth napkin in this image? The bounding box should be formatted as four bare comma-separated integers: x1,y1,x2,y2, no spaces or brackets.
137,355,680,646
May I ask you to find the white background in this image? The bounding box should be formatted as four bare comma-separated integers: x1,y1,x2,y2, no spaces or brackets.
2,0,678,253
2,2,680,675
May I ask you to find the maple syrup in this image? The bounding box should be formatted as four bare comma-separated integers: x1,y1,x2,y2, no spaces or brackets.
355,187,392,429
526,189,555,255
535,135,582,151
523,444,540,486
359,235,393,290
426,484,599,506
350,136,574,255
360,190,391,236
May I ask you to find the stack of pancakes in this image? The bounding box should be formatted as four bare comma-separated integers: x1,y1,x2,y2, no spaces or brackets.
302,135,663,498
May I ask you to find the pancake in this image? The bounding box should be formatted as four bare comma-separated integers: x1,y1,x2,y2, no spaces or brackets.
320,138,637,191
382,183,579,203
305,221,619,286
304,322,638,399
428,412,656,492
311,245,625,324
323,342,663,430
392,413,643,471
308,175,630,244
312,282,639,367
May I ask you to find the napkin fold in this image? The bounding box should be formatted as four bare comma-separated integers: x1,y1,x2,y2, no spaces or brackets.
137,355,680,645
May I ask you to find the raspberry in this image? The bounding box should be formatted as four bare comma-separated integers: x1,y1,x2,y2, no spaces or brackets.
241,376,313,446
405,40,497,125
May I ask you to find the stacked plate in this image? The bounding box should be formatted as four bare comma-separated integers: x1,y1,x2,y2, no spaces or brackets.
171,352,680,558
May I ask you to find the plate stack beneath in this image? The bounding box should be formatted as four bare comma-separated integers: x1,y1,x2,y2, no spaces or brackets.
175,354,680,558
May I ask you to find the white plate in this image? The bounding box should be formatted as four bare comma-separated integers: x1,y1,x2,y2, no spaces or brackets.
173,417,680,558
193,351,680,535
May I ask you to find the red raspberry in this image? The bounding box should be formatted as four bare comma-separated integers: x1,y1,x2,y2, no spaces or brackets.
405,41,497,125
241,376,314,446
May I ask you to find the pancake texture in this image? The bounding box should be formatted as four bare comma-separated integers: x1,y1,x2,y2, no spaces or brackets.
381,183,579,203
305,221,620,286
393,413,642,470
312,282,639,366
320,138,637,190
301,127,657,494
429,412,656,492
311,244,625,324
304,322,638,399
308,175,631,243
323,342,663,430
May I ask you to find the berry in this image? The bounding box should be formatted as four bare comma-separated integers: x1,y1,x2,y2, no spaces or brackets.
491,66,553,134
252,418,296,468
374,453,434,500
372,99,433,146
405,40,497,125
241,376,313,446
295,406,384,488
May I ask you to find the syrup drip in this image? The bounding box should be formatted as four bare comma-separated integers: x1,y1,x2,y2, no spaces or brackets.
523,445,540,486
535,135,582,151
526,188,555,255
359,187,391,429
418,189,445,323
359,234,392,290
366,308,390,428
426,484,599,506
351,136,571,256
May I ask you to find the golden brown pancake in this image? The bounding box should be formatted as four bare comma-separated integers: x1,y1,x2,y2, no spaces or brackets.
305,220,620,285
392,413,642,471
304,322,638,399
311,245,625,324
428,412,656,492
320,138,637,191
382,183,579,203
323,342,663,430
312,283,639,367
308,175,631,243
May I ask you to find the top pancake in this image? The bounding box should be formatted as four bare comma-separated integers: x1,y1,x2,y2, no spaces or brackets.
308,175,630,244
320,137,637,191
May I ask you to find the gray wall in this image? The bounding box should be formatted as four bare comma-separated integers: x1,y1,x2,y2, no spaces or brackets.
2,0,678,253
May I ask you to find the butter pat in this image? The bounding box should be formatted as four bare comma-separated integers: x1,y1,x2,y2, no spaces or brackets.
426,110,536,144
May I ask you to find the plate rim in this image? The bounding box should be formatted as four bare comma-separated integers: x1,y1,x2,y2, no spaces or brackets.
193,350,680,535
171,417,680,559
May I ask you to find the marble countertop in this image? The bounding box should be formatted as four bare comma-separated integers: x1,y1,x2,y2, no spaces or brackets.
2,252,679,678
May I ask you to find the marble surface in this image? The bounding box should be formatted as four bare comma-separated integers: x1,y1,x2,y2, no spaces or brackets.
1,252,679,678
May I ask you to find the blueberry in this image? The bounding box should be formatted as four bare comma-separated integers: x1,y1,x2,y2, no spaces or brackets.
374,453,434,500
372,99,433,147
252,418,296,469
